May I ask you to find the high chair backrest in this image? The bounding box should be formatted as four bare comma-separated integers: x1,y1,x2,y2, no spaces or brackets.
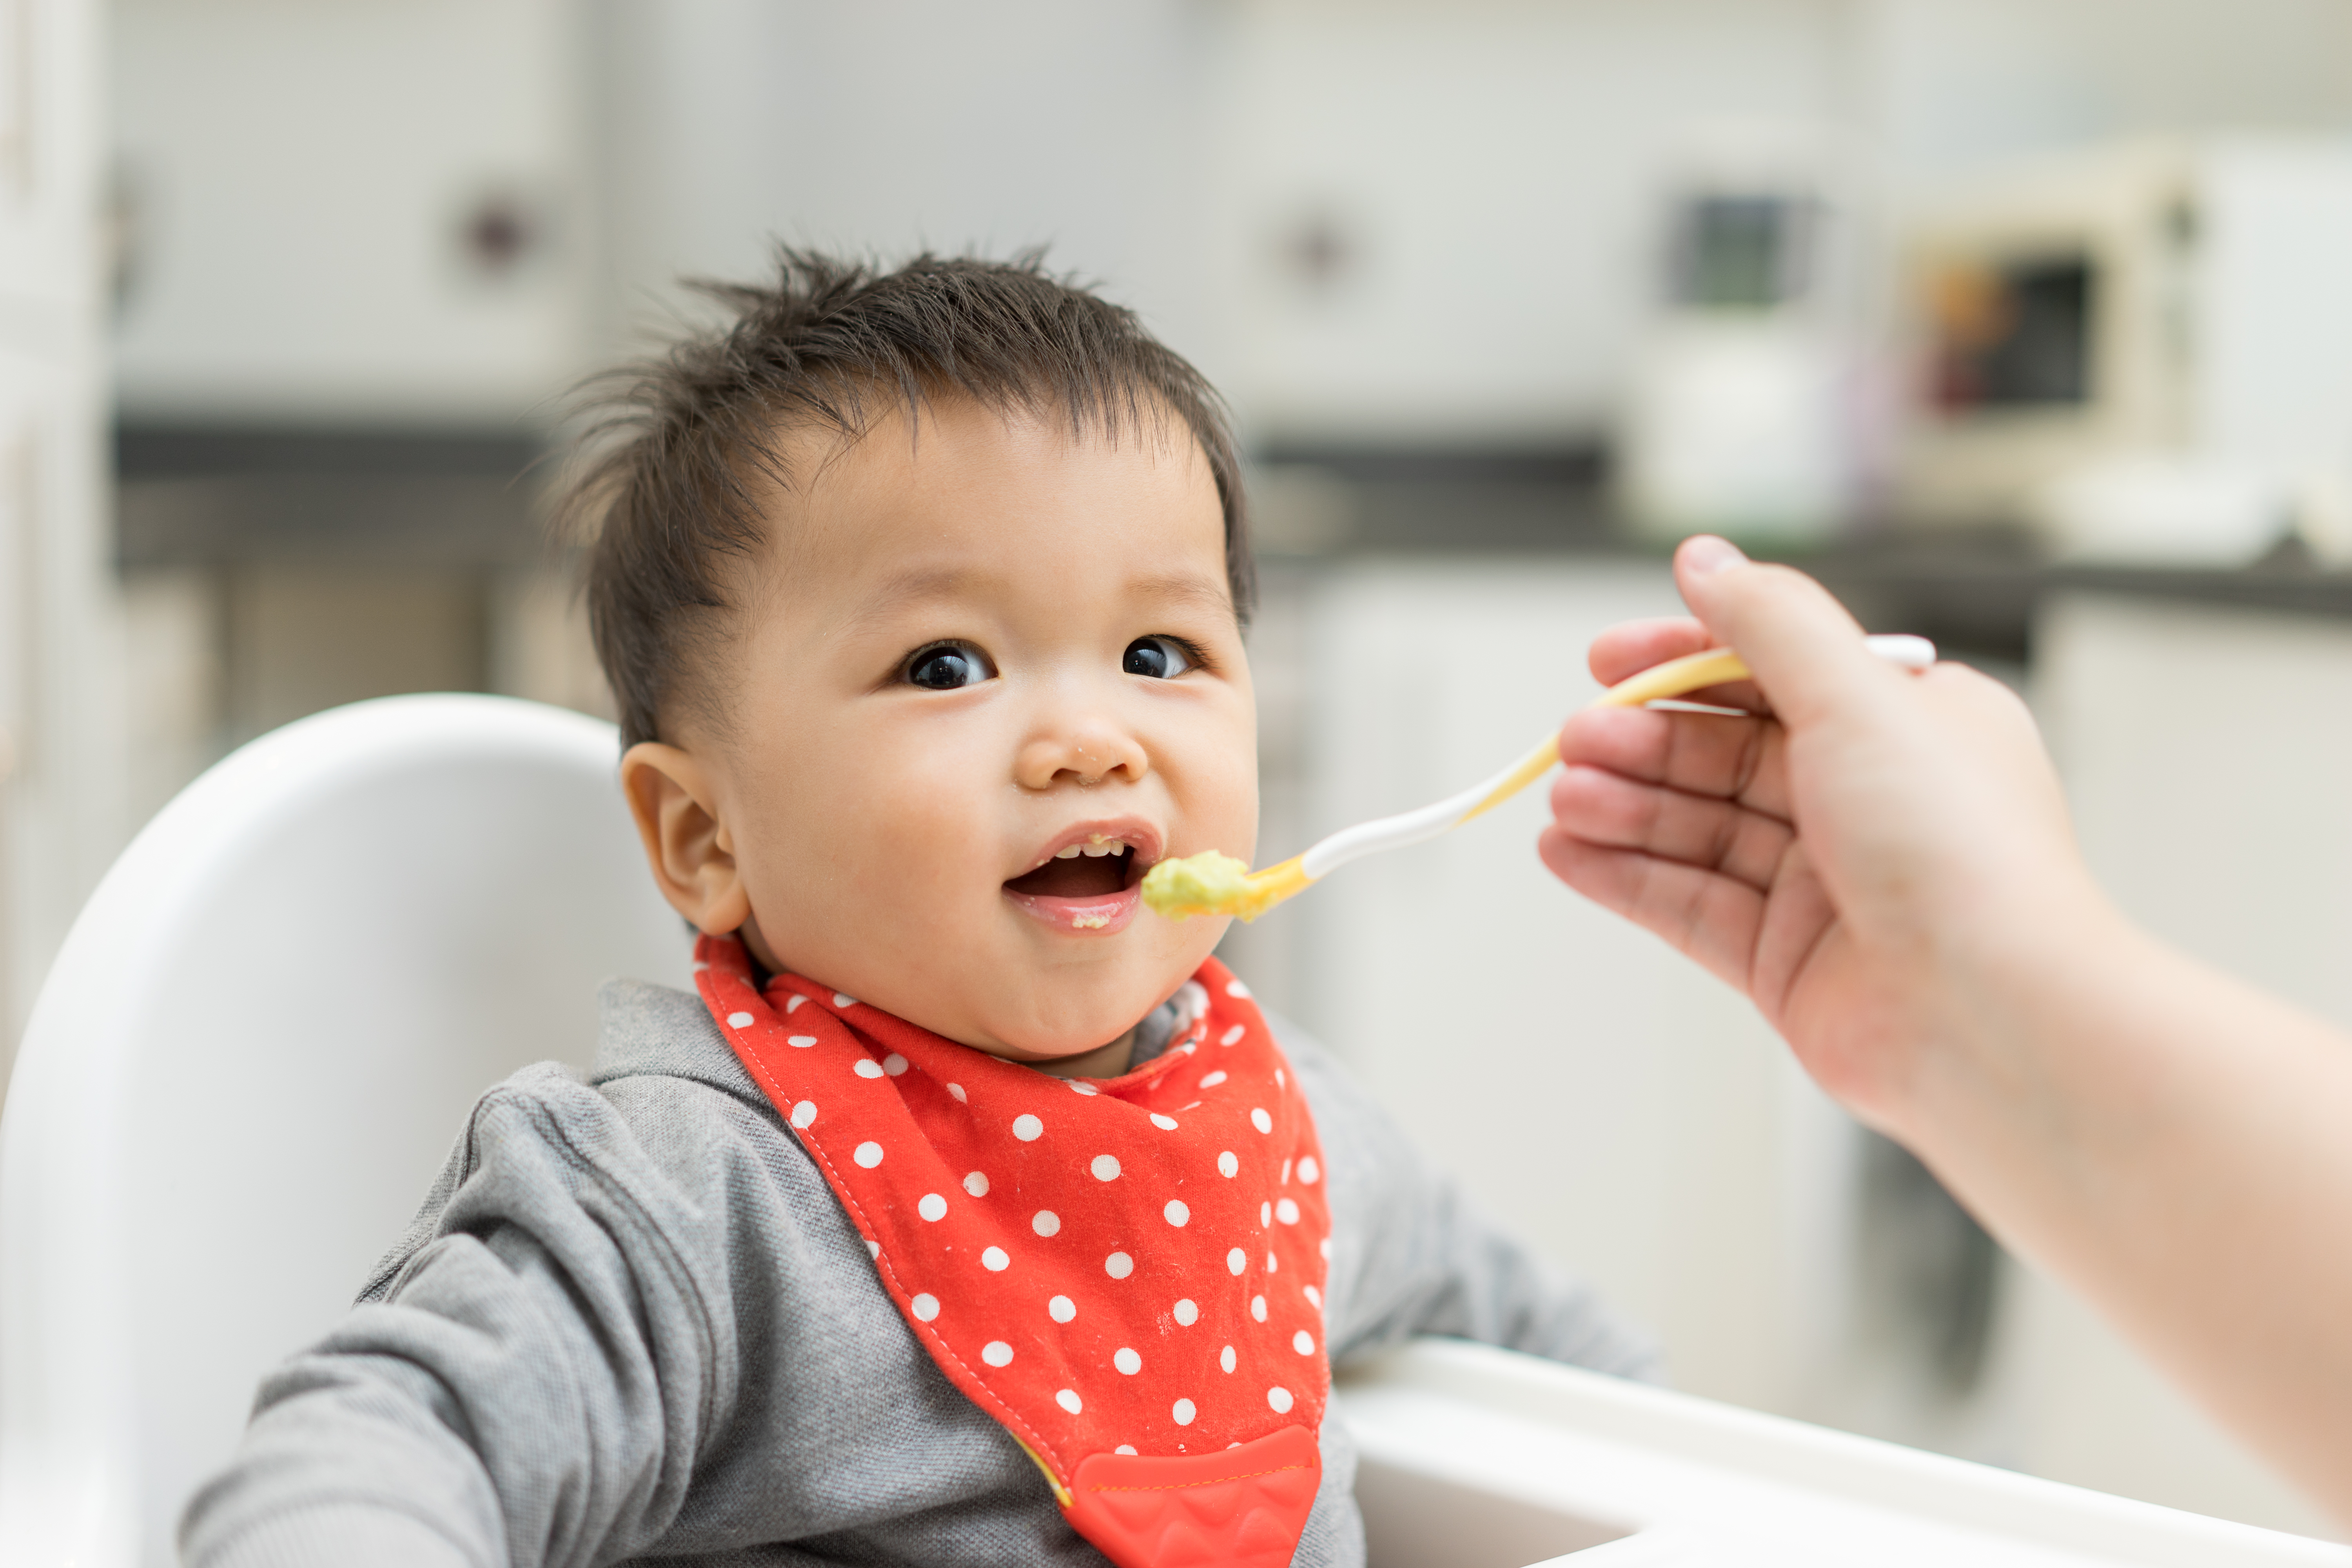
0,695,690,1568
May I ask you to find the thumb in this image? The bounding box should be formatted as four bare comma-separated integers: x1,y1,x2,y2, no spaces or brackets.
1672,536,1879,729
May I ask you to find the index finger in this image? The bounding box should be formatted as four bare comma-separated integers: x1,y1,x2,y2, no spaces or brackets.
1587,615,1764,711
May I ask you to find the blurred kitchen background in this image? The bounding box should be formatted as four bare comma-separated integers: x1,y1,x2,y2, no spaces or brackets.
4,0,2352,1539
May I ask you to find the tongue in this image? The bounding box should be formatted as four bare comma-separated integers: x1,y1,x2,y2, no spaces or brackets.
1006,853,1129,898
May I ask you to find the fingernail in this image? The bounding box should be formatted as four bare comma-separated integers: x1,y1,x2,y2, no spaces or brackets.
1682,535,1748,577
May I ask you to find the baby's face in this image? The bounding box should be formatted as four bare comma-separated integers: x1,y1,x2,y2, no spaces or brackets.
630,397,1255,1063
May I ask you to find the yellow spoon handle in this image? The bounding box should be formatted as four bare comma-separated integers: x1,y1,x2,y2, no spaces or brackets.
1453,647,1751,828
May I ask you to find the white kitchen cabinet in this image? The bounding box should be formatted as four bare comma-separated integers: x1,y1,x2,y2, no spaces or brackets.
109,0,592,425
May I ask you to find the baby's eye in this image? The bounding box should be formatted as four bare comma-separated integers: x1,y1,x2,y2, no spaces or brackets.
1122,636,1194,680
903,641,997,690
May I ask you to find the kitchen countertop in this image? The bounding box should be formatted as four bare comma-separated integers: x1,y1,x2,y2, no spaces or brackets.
110,428,2352,655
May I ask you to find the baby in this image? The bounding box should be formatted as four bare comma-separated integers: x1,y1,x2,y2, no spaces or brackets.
180,253,1656,1568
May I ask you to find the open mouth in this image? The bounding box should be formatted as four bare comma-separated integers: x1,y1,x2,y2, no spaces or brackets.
1004,837,1143,900
1002,828,1157,933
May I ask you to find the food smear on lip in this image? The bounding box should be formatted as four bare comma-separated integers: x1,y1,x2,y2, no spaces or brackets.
1141,850,1254,920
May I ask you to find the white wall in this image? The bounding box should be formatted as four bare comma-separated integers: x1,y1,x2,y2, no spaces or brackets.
1862,0,2352,198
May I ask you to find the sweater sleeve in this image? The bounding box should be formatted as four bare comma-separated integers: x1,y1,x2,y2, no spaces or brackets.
178,1065,739,1568
1278,1018,1665,1385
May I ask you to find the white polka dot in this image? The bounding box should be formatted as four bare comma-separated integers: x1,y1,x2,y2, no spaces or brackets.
1227,979,1252,998
1276,1198,1300,1225
883,1053,909,1076
866,1239,881,1259
1227,1248,1247,1275
1113,1347,1142,1375
1105,1251,1134,1279
1220,1025,1245,1046
1298,1156,1320,1185
854,1141,884,1168
1200,1071,1228,1089
964,1171,990,1197
1220,1344,1237,1373
788,1034,817,1049
1150,1113,1179,1131
1218,1151,1239,1178
692,960,710,973
1050,1294,1077,1323
1320,1238,1332,1260
1173,1398,1197,1426
1304,1284,1322,1308
1174,1298,1199,1326
786,994,808,1013
1163,1200,1190,1227
1116,1444,1138,1455
1013,1114,1044,1142
790,1100,817,1128
1250,1107,1273,1134
1067,1080,1099,1096
854,1060,886,1080
1251,1295,1267,1322
1294,1329,1315,1355
917,1193,947,1221
1260,1202,1272,1227
983,1341,1014,1367
1056,1388,1083,1414
948,1082,968,1103
834,993,858,1008
982,1246,1010,1271
1033,1210,1062,1237
1280,1158,1292,1185
1091,1154,1121,1181
1266,1252,1279,1273
727,1011,755,1029
911,1293,940,1321
1267,1385,1293,1414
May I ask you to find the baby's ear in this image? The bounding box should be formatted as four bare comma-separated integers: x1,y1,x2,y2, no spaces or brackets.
620,742,752,936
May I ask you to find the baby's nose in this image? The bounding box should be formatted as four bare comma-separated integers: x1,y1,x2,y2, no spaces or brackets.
1016,723,1150,790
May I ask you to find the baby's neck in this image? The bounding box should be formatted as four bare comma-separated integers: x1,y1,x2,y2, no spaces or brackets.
1018,1028,1136,1081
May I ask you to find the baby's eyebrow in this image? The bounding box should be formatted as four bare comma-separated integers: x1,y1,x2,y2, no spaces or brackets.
1129,570,1236,622
837,564,1234,639
833,565,992,639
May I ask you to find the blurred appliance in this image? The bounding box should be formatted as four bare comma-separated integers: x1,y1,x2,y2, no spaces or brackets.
1899,137,2352,564
1619,149,1860,545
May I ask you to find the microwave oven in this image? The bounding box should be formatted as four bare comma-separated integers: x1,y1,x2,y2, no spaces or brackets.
1897,137,2352,561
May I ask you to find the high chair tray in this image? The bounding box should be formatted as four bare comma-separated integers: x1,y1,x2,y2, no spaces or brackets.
1339,1339,2347,1567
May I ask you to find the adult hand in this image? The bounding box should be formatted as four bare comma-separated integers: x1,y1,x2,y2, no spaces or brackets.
1538,535,2106,1141
1540,535,2352,1521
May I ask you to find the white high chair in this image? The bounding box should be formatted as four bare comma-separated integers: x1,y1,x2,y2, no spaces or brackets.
0,695,2343,1567
0,695,690,1566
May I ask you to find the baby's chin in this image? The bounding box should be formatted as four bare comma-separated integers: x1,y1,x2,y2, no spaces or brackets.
953,968,1200,1065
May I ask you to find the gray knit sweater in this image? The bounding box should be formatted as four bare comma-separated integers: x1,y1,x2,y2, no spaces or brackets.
179,978,1657,1567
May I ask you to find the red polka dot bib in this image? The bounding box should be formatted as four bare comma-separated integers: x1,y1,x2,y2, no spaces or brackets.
694,935,1332,1568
